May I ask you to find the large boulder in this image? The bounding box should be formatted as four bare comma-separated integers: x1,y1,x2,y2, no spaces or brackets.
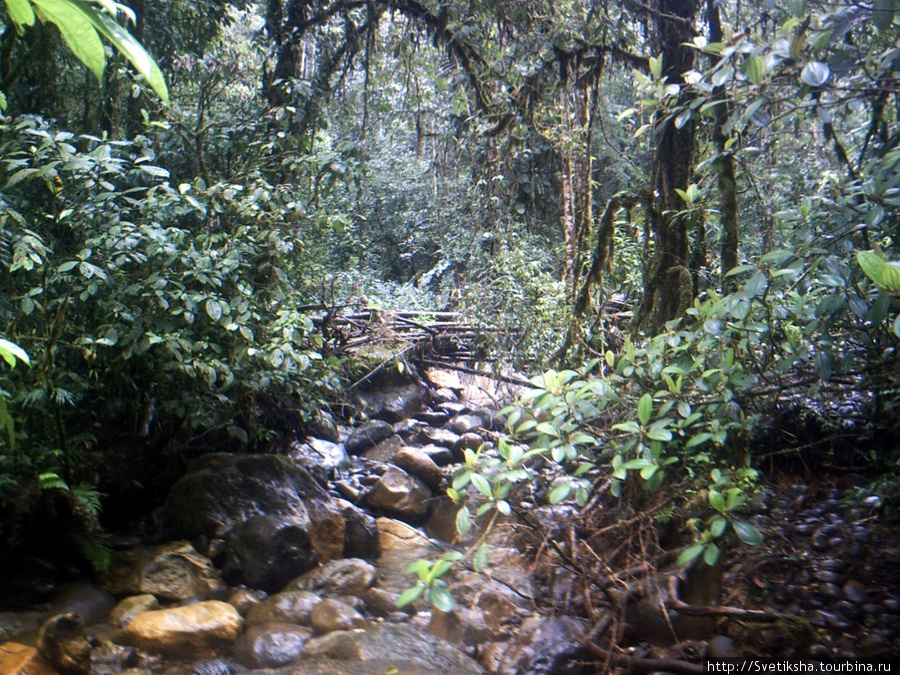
121,601,243,659
352,382,429,423
0,643,56,675
301,623,483,673
36,614,91,675
284,559,376,597
288,438,349,474
163,454,345,569
362,465,433,522
101,541,225,602
480,616,590,675
234,623,313,669
221,515,317,592
246,591,321,627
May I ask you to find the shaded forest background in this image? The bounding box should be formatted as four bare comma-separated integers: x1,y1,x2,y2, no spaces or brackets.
1,0,899,573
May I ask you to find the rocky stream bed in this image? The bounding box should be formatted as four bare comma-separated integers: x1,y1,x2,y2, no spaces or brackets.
1,369,898,674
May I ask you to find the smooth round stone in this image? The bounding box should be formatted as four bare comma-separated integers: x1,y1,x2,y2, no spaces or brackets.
811,535,829,551
819,559,847,572
832,600,860,621
707,635,736,659
828,537,844,548
843,583,867,604
814,570,841,584
233,623,312,668
793,524,813,536
881,598,900,612
309,598,366,634
862,603,882,616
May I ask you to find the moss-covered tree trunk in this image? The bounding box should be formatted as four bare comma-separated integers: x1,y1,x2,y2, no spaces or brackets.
643,0,701,328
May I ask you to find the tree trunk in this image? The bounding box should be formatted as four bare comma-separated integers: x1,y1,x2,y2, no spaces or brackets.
643,0,701,328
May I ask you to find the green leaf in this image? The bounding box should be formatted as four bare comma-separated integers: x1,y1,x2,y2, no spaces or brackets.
31,0,106,80
455,506,471,537
709,515,728,538
205,298,223,322
70,0,169,102
800,61,830,87
677,543,705,566
612,421,641,434
535,421,559,437
6,0,37,30
473,543,490,572
873,0,897,31
703,542,720,565
741,55,767,85
428,586,454,612
548,483,572,504
709,489,725,512
0,338,30,367
733,520,763,545
637,393,653,426
396,584,425,608
470,473,492,498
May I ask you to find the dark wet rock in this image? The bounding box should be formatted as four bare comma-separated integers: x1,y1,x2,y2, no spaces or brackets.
859,634,893,656
222,515,318,592
301,623,483,672
454,432,484,452
426,497,467,544
814,569,841,584
480,616,589,675
707,635,737,658
163,454,345,569
310,599,366,634
101,541,225,602
842,581,867,604
435,401,467,416
285,559,377,597
392,418,424,439
288,438,349,473
353,382,428,423
832,600,861,621
820,583,842,599
307,411,340,443
233,623,312,668
47,582,116,628
414,411,451,426
360,588,404,618
36,613,91,675
246,591,322,627
862,602,882,615
345,421,395,454
338,500,380,559
419,443,455,466
419,427,461,449
109,595,160,628
428,607,493,647
394,446,443,489
811,534,829,551
0,613,43,644
363,465,433,521
121,601,244,659
362,434,404,463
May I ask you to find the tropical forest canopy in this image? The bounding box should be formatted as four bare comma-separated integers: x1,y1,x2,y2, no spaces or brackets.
1,0,899,569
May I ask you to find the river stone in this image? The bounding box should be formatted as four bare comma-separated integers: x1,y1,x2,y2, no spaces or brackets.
101,541,225,602
428,607,493,647
48,582,116,627
363,465,433,521
414,410,451,426
110,595,160,628
0,643,57,675
337,500,380,559
433,387,459,404
285,558,377,596
376,517,433,550
454,432,484,452
394,446,443,489
310,599,366,634
419,427,460,449
163,454,345,566
420,443,455,466
289,438,349,473
447,414,484,435
36,614,91,675
393,418,424,439
222,515,317,592
352,382,428,423
234,623,313,668
122,601,244,659
246,591,322,626
301,623,483,672
345,421,396,454
227,588,268,616
363,435,404,462
480,616,588,675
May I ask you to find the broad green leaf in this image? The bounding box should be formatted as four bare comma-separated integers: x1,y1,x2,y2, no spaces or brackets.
473,543,490,572
0,338,30,367
32,0,106,81
455,506,471,537
873,0,897,31
883,262,900,292
857,250,886,287
709,515,728,538
646,428,672,442
612,421,641,434
396,584,425,608
800,61,830,87
428,586,454,612
637,393,652,426
703,542,720,565
741,55,767,85
71,0,169,102
677,543,705,566
6,0,36,30
708,489,725,512
548,483,572,504
205,298,223,322
733,520,763,545
470,473,492,498
640,464,659,480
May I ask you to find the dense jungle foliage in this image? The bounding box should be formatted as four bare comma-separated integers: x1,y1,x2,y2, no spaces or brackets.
0,0,899,579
